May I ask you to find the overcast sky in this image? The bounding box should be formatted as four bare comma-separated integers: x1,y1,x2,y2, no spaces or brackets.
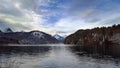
0,0,120,36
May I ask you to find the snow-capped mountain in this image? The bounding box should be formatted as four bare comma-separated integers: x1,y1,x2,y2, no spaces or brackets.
0,31,58,44
54,34,65,42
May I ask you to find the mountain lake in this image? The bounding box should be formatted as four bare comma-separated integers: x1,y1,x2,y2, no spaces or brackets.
0,44,120,68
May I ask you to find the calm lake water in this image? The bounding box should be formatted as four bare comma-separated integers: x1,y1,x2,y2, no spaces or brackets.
0,44,120,68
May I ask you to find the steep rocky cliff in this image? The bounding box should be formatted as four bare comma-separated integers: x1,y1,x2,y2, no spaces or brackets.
64,24,120,45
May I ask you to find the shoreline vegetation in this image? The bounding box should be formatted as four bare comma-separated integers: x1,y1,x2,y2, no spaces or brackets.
64,24,120,58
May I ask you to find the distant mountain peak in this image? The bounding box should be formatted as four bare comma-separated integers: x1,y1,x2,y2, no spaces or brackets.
54,34,64,42
54,34,62,39
4,28,13,33
0,30,2,32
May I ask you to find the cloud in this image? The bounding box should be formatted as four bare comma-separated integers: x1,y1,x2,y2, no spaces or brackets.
0,0,23,17
0,0,50,32
16,0,36,10
98,13,120,26
0,20,31,31
85,18,100,23
47,17,99,35
0,0,120,36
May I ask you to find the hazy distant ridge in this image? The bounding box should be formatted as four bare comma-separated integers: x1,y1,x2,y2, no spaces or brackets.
0,30,58,44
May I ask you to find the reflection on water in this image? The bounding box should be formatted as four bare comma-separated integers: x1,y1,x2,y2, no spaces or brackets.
0,44,120,68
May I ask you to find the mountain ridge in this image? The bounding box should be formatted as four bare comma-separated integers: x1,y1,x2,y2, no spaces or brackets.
0,30,58,44
64,24,120,45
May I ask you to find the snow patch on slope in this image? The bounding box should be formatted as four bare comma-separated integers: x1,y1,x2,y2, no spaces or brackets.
54,34,64,41
31,32,44,38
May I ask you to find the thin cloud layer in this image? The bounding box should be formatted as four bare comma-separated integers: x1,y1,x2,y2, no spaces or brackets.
0,0,120,36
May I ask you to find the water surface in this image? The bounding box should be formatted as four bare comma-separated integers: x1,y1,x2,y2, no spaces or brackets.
0,44,120,68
